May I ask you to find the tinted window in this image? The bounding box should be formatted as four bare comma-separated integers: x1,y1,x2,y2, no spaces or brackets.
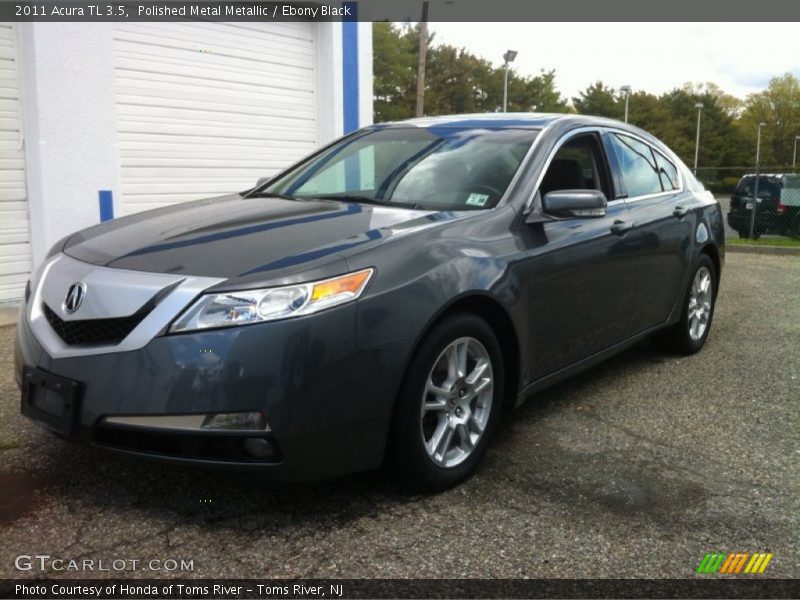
654,150,679,191
735,176,782,198
608,134,663,197
540,135,611,198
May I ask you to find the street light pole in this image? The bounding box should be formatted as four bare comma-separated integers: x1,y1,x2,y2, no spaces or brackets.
502,50,517,113
793,135,799,169
749,122,767,239
693,102,703,176
620,85,631,123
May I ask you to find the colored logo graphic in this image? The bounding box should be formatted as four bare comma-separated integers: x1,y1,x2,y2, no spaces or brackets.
696,552,773,575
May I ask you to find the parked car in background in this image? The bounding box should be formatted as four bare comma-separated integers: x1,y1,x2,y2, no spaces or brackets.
16,113,724,491
727,173,800,238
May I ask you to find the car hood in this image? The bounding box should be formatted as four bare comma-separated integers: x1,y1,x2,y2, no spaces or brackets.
62,195,455,280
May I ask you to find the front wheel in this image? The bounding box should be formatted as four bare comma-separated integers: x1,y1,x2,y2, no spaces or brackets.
653,255,717,355
388,313,504,491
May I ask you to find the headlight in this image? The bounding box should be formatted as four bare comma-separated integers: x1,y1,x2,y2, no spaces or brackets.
170,268,374,333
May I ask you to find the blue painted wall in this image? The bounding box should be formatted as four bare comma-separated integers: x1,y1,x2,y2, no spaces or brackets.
98,190,114,222
342,2,359,134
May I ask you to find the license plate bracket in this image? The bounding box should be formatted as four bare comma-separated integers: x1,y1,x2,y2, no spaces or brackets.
20,367,81,435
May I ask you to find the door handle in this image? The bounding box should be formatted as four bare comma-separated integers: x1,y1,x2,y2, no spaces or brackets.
610,220,635,236
673,205,689,218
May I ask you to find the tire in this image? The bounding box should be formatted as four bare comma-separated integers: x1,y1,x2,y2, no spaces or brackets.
737,229,761,240
388,313,504,491
789,215,800,240
653,254,717,355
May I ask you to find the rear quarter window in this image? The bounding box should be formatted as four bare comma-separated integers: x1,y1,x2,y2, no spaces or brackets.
608,133,664,198
653,150,679,191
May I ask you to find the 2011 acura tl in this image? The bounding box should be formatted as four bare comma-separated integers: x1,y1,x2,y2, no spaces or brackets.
16,114,724,490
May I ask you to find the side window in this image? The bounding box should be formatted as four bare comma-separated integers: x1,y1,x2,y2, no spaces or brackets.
539,134,611,198
608,134,663,198
654,149,679,191
735,177,752,196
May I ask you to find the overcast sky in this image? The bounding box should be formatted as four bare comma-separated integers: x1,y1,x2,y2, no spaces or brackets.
428,23,800,102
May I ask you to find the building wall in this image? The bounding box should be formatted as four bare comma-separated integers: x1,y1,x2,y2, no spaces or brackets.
5,20,372,304
0,24,31,302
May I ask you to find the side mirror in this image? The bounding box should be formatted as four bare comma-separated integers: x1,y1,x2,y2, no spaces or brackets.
540,189,607,219
256,176,270,188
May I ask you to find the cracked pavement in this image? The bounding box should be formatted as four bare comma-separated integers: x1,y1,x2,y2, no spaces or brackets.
0,252,798,579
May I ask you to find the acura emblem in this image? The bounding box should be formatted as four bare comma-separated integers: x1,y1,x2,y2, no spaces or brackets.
63,282,86,313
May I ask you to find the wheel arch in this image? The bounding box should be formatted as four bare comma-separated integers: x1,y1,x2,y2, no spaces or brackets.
400,292,522,413
700,242,721,289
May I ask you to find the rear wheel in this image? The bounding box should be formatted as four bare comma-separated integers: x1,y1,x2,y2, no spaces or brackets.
653,255,717,355
388,313,504,491
737,228,761,239
789,215,800,239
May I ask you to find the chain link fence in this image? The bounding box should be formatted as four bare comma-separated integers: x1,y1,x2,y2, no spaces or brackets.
695,167,800,240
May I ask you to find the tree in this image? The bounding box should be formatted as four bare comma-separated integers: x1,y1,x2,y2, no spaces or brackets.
511,69,568,113
682,82,743,117
737,73,800,166
424,45,496,114
573,82,620,118
372,22,420,122
372,23,567,121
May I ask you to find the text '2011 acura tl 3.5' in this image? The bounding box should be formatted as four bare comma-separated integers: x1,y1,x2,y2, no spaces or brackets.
16,114,724,490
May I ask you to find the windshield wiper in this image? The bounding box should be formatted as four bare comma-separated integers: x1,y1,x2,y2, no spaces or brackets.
245,191,301,201
311,194,423,210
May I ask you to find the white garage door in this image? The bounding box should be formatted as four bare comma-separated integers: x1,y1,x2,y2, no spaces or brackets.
0,23,30,303
113,22,318,214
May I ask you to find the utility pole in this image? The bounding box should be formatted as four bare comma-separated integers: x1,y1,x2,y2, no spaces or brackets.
749,122,766,239
415,1,429,118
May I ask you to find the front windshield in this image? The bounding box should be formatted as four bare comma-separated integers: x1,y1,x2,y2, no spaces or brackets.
261,126,539,210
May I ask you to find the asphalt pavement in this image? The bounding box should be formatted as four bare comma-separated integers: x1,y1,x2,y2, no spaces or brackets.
0,252,798,579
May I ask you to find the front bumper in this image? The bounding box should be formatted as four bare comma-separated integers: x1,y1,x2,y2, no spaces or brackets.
15,302,412,481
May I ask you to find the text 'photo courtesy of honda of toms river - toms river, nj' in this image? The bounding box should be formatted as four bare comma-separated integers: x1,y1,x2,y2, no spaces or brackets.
16,114,724,491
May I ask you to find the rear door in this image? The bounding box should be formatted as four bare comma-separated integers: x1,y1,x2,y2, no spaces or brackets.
604,132,693,333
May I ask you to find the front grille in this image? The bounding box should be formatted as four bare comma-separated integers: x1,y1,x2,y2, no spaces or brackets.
43,303,153,346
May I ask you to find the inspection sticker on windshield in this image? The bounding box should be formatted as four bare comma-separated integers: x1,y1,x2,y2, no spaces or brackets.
466,193,489,207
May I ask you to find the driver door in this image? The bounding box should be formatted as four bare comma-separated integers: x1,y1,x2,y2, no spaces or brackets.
518,131,638,380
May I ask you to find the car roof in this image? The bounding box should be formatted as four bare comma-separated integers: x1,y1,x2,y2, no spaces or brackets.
370,112,654,136
380,112,567,129
365,113,679,159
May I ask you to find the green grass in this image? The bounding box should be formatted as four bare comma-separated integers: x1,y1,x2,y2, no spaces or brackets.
728,237,800,248
0,439,20,451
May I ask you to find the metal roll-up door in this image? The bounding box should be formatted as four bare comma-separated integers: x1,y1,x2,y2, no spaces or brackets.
0,23,31,303
113,22,318,214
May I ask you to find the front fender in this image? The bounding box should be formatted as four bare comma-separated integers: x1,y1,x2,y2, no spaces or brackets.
353,254,514,351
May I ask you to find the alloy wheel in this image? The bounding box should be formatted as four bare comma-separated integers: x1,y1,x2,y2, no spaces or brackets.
688,266,713,342
420,336,493,468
